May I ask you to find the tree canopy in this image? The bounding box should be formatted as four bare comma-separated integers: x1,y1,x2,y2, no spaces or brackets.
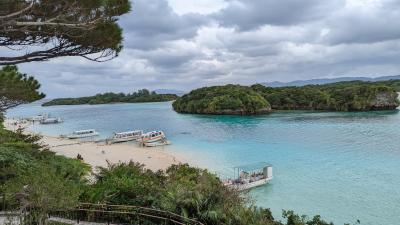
172,85,271,115
173,81,400,115
252,81,399,111
42,89,178,106
0,0,131,65
0,65,45,111
0,127,90,225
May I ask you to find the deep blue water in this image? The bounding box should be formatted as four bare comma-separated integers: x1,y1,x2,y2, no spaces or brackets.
6,101,400,225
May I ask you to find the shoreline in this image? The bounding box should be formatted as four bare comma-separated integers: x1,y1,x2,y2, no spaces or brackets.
4,118,189,171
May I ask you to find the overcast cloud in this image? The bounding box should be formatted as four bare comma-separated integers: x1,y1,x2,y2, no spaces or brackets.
15,0,400,97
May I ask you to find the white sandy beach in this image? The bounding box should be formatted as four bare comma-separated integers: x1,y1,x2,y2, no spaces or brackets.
4,119,188,171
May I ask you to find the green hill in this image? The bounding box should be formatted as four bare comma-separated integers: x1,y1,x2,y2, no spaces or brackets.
172,85,271,115
173,81,400,115
42,89,177,106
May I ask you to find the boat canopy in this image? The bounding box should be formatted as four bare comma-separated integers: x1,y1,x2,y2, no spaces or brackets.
115,130,142,135
143,131,163,136
74,129,96,134
234,162,272,172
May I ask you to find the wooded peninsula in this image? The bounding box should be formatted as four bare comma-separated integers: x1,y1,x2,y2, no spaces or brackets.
173,80,400,115
42,89,178,106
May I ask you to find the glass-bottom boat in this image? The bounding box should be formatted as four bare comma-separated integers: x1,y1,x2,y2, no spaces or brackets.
224,162,273,191
108,130,143,144
61,129,100,139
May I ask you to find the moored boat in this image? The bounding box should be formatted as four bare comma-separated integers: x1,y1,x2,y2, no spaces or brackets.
40,117,63,124
61,129,99,139
31,114,48,122
143,139,171,147
107,130,143,144
140,131,166,143
224,162,273,191
140,131,171,147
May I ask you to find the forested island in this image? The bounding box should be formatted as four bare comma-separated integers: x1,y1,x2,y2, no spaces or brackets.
172,85,272,115
173,81,400,115
42,89,177,106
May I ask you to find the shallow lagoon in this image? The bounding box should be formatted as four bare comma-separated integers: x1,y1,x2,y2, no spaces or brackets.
7,101,400,225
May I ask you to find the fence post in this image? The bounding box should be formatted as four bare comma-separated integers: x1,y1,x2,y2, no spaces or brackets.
107,205,111,225
2,193,5,211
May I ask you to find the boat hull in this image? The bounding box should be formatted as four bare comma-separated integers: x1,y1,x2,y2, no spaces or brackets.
40,118,63,124
110,136,141,144
141,136,164,143
227,177,273,191
66,133,99,139
143,140,171,147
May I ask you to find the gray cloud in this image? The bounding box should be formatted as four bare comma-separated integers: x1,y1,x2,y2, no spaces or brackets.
213,0,344,31
321,0,400,44
8,0,400,98
120,0,208,50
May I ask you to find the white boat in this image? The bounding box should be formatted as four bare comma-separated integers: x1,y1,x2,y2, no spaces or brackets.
108,130,143,144
140,131,166,143
62,129,99,139
40,117,63,124
224,162,273,191
143,139,171,147
31,114,48,121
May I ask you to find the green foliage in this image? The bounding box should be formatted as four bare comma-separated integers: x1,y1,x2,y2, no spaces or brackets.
82,162,165,206
0,124,90,225
161,164,241,224
81,162,346,225
173,81,400,115
253,81,399,111
0,130,42,186
82,162,277,225
282,211,334,225
42,89,178,106
173,85,271,115
0,128,90,188
0,65,45,111
48,222,73,225
0,0,131,64
368,79,400,92
0,126,91,219
3,166,81,225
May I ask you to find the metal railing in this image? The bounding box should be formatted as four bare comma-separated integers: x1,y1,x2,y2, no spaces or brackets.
1,195,204,225
0,193,204,225
50,203,205,225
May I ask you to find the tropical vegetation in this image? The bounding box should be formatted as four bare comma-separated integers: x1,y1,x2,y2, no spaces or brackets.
173,81,400,115
0,65,45,111
373,79,400,92
172,85,271,115
252,81,399,111
42,90,178,106
0,0,131,65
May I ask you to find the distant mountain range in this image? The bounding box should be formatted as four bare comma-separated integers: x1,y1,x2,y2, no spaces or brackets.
154,89,186,96
262,75,400,87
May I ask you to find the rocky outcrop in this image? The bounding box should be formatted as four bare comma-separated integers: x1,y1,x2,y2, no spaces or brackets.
214,107,272,115
371,92,400,110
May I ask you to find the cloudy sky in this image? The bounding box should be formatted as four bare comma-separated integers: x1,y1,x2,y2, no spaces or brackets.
17,0,400,97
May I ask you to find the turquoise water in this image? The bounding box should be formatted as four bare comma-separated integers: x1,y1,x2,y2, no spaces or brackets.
6,101,400,225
